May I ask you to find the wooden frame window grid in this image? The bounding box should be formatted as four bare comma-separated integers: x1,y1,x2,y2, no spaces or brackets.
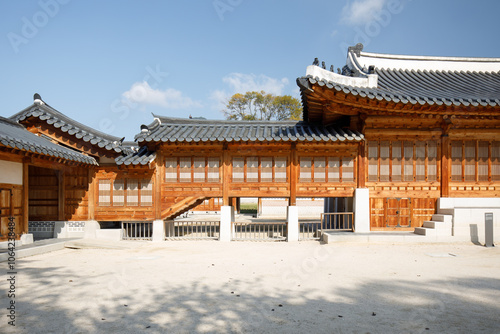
164,157,221,183
299,156,355,183
97,178,153,207
451,140,500,182
367,140,438,182
231,156,288,183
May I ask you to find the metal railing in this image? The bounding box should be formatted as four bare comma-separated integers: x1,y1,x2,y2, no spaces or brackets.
299,221,322,240
122,222,153,240
232,222,287,241
320,212,354,232
165,221,220,240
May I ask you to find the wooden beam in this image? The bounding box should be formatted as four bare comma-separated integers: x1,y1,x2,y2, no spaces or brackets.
22,162,29,234
289,143,297,206
357,141,366,188
88,167,95,220
58,170,65,221
441,135,450,197
222,144,230,206
154,152,162,220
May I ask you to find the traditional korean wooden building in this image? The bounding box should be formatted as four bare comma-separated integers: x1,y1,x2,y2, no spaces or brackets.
1,44,499,244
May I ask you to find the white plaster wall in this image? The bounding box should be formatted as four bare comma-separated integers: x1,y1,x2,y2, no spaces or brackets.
0,160,22,185
259,198,324,219
437,198,500,244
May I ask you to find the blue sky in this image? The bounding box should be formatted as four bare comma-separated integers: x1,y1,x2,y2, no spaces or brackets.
1,0,500,140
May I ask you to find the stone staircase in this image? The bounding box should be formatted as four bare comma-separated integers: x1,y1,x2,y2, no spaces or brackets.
414,213,453,237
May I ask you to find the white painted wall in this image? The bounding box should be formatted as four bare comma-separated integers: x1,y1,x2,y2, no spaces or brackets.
437,198,500,244
0,160,22,185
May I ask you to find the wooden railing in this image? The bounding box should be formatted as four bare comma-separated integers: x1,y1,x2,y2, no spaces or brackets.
232,222,287,241
299,221,322,240
165,221,220,240
320,212,354,232
122,222,153,240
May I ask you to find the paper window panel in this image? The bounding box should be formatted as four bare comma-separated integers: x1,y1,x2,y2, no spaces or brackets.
464,141,476,181
165,158,177,182
492,141,500,181
314,157,326,182
98,180,111,206
179,157,192,182
113,179,124,206
261,157,273,182
428,141,437,181
193,157,206,182
391,141,402,182
415,142,426,181
232,157,244,182
126,179,139,206
404,141,414,181
342,157,354,182
207,157,220,183
367,141,378,182
451,141,463,181
140,179,153,206
274,157,287,183
300,157,312,182
247,157,259,182
328,157,340,182
478,142,489,181
379,141,390,182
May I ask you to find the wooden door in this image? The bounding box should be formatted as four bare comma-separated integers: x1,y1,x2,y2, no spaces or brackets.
0,189,12,238
386,198,411,228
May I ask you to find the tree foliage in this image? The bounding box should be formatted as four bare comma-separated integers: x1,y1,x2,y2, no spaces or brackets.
223,91,302,121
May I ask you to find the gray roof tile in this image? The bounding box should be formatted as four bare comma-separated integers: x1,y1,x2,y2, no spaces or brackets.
0,117,97,165
135,116,364,143
115,146,156,166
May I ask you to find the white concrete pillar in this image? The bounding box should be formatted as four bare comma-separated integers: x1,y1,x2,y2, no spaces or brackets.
152,220,165,242
83,220,100,239
20,233,34,245
53,221,68,238
287,206,299,242
354,188,370,233
220,206,234,242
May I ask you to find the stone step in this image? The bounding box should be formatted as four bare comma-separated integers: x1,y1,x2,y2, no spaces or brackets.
437,208,454,215
431,214,453,223
423,221,452,229
414,227,435,236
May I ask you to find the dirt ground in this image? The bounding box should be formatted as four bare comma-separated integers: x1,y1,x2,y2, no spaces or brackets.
2,240,500,334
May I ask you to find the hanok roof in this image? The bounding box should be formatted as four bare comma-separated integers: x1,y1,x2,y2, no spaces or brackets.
115,146,156,166
0,116,97,165
10,97,131,155
135,115,364,143
299,44,500,123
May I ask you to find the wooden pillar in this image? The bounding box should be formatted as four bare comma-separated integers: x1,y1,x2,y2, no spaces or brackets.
289,143,297,206
58,170,65,221
357,141,366,188
87,167,95,220
222,144,230,206
154,152,162,220
22,162,29,234
441,135,450,197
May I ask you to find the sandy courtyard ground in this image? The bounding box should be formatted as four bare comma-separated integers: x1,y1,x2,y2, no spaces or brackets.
2,240,500,334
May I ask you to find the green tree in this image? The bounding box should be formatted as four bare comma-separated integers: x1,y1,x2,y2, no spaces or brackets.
223,91,302,121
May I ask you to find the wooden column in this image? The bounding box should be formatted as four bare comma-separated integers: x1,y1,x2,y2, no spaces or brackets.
154,152,162,219
289,143,297,206
222,144,230,206
357,141,366,188
441,135,450,197
22,162,29,233
58,170,65,221
87,167,95,220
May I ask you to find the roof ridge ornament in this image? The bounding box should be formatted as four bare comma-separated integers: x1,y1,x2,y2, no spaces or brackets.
348,43,364,57
33,93,44,106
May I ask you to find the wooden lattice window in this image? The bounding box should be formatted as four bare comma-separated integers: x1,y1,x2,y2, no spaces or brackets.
193,157,205,182
299,157,312,182
126,179,139,206
140,179,153,206
380,141,390,182
98,180,111,206
208,157,220,182
166,157,220,183
165,158,177,182
113,179,125,206
247,157,259,182
232,156,287,183
275,157,287,182
415,142,426,182
428,141,437,181
342,157,354,182
368,141,378,182
179,157,191,183
300,156,354,183
232,157,244,182
403,141,414,182
261,157,273,182
451,140,500,182
328,157,340,182
391,141,402,182
451,141,462,182
492,142,500,181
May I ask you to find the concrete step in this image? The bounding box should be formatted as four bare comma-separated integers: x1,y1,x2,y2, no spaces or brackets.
437,208,454,215
431,214,453,224
423,221,452,230
414,227,436,236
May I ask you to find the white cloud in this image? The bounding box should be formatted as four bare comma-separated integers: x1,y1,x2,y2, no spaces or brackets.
341,0,387,25
210,73,290,110
122,81,202,109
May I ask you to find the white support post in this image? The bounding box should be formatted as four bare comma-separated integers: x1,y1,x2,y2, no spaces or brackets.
152,220,165,242
220,206,234,242
354,188,370,233
287,206,299,242
83,220,100,239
